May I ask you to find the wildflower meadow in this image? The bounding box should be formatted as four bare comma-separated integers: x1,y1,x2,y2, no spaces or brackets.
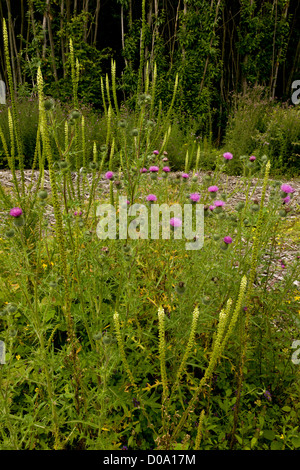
0,6,300,453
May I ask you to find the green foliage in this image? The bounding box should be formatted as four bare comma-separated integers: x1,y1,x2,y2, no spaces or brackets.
223,86,300,175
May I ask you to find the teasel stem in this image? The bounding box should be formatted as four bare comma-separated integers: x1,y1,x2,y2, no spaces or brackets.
165,73,179,123
149,62,157,120
109,138,115,207
32,275,62,449
69,39,79,109
113,312,158,439
37,69,83,408
245,160,271,310
100,76,107,117
105,73,112,111
1,114,20,200
195,145,200,174
64,121,75,200
171,276,247,444
170,306,199,399
184,149,189,173
81,115,86,197
143,61,148,93
3,19,25,197
158,307,168,403
157,306,169,438
194,409,205,450
37,68,71,329
113,312,138,392
106,105,112,148
111,59,119,119
230,162,270,448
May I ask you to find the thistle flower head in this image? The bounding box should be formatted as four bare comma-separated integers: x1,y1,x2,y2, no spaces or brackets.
223,152,233,160
170,217,182,228
214,200,225,207
146,194,157,202
162,166,170,172
223,236,233,244
182,173,189,179
281,184,294,194
105,171,114,180
149,165,159,172
189,192,200,202
249,155,256,161
208,185,219,193
9,207,23,217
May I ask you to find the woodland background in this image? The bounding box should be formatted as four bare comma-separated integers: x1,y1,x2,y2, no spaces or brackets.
0,0,300,169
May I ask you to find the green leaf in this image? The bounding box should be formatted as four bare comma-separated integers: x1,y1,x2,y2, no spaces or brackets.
291,437,300,449
282,406,291,412
263,430,276,440
271,440,283,450
251,437,258,448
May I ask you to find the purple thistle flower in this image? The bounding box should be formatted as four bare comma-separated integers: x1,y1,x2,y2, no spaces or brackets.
263,390,272,401
223,152,233,160
9,207,23,218
189,192,200,202
105,171,114,180
208,185,219,192
153,150,159,155
281,184,294,194
132,398,140,407
140,167,148,173
146,194,157,202
162,157,169,162
223,236,233,244
182,173,189,179
209,205,215,211
214,200,225,207
170,217,182,228
149,165,159,172
249,155,256,161
162,166,170,172
283,195,291,204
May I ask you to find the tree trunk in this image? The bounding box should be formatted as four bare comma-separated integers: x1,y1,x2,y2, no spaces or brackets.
200,0,222,93
271,1,290,99
6,0,22,87
170,0,181,66
46,0,58,82
93,0,101,46
121,4,128,67
60,0,66,78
